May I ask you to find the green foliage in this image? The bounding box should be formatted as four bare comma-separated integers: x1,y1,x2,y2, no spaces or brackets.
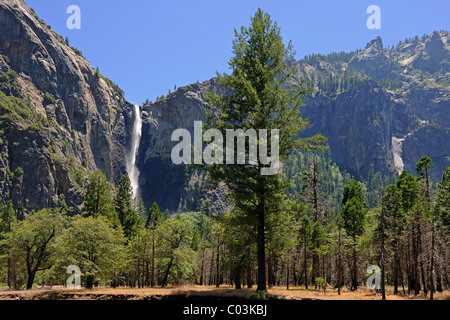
416,155,434,179
2,208,66,288
0,72,10,83
98,73,124,98
396,170,419,213
300,50,359,66
1,54,11,65
205,9,326,290
114,173,141,238
156,217,196,287
311,221,328,254
67,156,87,188
43,92,56,105
0,90,51,131
285,150,353,216
145,202,162,229
57,194,73,216
70,46,83,57
382,184,405,231
58,215,126,287
82,170,119,227
0,200,16,234
435,166,450,228
315,277,326,290
378,78,399,90
214,210,256,282
248,290,266,300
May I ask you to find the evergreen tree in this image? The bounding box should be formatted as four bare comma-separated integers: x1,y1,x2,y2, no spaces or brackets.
115,173,134,227
0,200,17,289
435,166,450,229
145,202,162,287
397,170,419,213
83,170,119,227
298,214,311,289
205,8,325,292
114,173,141,238
145,202,162,229
416,156,435,299
340,179,367,291
0,200,16,234
433,166,450,294
416,155,434,207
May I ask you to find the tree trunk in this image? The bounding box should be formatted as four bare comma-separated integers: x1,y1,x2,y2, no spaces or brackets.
151,229,155,287
200,248,205,285
7,258,12,289
436,262,442,293
304,238,308,290
351,244,357,291
429,221,435,300
234,267,241,289
256,195,267,292
85,275,94,289
215,242,220,288
26,272,36,290
247,266,253,289
162,257,174,288
418,222,427,295
209,247,215,286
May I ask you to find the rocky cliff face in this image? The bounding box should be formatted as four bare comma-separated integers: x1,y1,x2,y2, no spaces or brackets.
138,31,450,212
138,80,230,214
1,0,448,216
0,0,133,216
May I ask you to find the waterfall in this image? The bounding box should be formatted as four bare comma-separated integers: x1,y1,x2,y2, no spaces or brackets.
127,105,142,200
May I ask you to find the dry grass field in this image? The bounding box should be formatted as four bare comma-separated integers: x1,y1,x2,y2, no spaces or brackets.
0,285,448,300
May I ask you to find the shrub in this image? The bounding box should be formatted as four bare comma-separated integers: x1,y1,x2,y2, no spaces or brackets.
0,91,51,130
43,92,56,105
248,290,266,300
0,72,10,83
1,54,10,65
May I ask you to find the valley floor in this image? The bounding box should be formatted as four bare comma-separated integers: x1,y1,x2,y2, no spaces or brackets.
0,285,448,300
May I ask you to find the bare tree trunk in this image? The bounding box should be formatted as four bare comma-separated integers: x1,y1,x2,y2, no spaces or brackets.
429,220,436,300
151,229,155,287
286,256,290,290
162,257,174,288
216,241,220,288
351,245,358,291
199,248,205,286
256,193,267,291
304,239,308,290
209,247,215,286
337,226,342,295
247,266,253,289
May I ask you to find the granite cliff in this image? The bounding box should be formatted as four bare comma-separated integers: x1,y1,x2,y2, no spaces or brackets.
1,0,449,215
0,0,134,216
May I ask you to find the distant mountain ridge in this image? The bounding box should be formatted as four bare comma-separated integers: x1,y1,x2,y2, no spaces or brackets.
138,31,449,212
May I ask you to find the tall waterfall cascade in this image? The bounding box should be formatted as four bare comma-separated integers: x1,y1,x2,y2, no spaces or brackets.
126,105,142,200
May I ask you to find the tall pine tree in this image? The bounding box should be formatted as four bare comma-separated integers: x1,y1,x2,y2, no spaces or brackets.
205,8,325,292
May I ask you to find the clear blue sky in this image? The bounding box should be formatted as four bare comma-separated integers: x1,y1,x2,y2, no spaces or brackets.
25,0,450,105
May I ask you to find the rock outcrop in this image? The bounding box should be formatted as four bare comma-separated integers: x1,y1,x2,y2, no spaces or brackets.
0,0,133,215
1,0,448,215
